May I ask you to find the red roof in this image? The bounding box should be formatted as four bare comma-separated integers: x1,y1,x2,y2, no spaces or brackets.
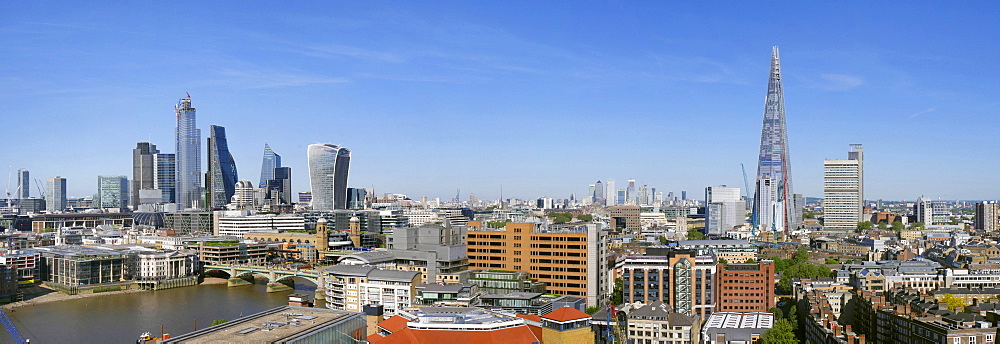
378,315,411,333
368,333,387,343
375,325,540,344
541,306,591,322
516,314,542,322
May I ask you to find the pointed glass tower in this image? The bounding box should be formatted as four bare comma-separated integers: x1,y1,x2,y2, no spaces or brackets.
259,143,282,187
753,46,794,235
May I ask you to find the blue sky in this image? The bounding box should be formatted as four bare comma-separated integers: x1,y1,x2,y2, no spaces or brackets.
2,2,998,201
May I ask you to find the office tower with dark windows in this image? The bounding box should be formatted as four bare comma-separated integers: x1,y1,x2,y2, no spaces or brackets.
17,169,29,199
308,143,351,211
155,153,176,204
823,144,864,231
270,167,291,204
175,95,202,209
132,142,159,208
97,176,129,209
594,180,604,204
259,143,281,187
206,125,238,209
46,177,67,211
626,179,637,205
753,46,796,235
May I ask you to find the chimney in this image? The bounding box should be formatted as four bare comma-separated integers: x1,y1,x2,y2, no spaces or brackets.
846,325,853,334
833,324,842,337
859,334,866,344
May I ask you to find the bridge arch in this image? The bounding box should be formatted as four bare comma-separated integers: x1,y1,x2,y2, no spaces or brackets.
274,275,321,287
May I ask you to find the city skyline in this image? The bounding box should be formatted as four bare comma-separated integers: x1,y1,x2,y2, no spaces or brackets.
3,2,1000,200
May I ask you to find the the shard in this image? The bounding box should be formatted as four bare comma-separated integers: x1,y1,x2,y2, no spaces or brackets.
753,46,795,235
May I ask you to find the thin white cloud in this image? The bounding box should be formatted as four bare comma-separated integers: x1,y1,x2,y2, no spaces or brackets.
818,73,865,91
907,107,936,119
217,69,351,89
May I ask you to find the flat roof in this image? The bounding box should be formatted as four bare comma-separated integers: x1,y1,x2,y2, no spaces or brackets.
161,306,362,343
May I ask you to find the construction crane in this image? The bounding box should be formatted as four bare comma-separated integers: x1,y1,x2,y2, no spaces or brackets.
33,179,44,198
741,163,758,236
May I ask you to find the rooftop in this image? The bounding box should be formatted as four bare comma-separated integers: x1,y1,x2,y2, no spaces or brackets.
161,306,362,344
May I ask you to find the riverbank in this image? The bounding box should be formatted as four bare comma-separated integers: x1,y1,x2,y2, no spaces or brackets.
201,277,229,285
3,285,149,310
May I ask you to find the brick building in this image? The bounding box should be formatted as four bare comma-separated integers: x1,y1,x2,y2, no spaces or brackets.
713,261,775,312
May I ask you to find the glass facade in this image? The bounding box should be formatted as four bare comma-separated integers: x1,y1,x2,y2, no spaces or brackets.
754,46,795,233
259,142,281,187
308,143,351,211
97,175,129,208
155,153,176,204
175,96,201,209
207,125,238,208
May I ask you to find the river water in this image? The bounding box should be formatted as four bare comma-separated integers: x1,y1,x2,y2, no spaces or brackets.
3,279,316,344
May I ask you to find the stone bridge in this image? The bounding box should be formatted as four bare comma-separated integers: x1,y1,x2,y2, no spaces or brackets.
203,264,326,293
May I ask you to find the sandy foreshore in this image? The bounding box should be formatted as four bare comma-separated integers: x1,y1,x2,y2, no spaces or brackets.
2,278,230,310
2,285,148,310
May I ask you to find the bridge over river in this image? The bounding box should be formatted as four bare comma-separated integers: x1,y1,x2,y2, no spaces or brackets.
202,264,327,293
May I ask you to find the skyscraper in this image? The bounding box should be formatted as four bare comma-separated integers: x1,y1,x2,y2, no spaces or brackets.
132,142,159,208
753,46,795,234
175,95,202,209
605,179,616,206
17,169,29,199
823,144,864,231
271,166,292,205
915,196,933,225
975,201,999,232
705,185,744,236
259,143,281,187
308,143,351,211
594,180,604,204
46,177,66,212
97,175,129,209
155,153,176,204
206,125,238,209
626,179,637,205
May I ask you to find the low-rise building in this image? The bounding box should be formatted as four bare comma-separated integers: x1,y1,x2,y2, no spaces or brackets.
414,283,479,307
324,265,421,316
367,306,542,343
700,312,774,344
626,301,700,344
714,260,776,313
162,305,366,343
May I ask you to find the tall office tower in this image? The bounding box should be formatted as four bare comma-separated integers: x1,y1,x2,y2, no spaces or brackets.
271,167,292,204
231,180,257,210
45,177,67,211
308,143,351,211
638,185,649,206
17,169,29,199
206,125,238,209
705,186,744,236
823,144,864,231
915,196,933,224
753,46,795,234
132,142,159,208
975,201,999,231
154,153,176,204
587,184,595,203
681,191,687,201
605,179,616,206
97,176,129,209
626,179,637,205
175,95,202,209
594,180,604,204
617,190,626,205
651,187,656,206
258,142,281,187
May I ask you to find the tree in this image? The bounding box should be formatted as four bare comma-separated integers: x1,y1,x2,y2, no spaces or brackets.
911,222,925,230
857,221,874,230
940,293,968,312
687,228,705,240
658,236,668,245
768,306,784,319
778,263,833,294
718,257,728,264
210,319,229,326
745,258,757,264
877,222,888,231
577,214,593,222
586,306,601,314
611,278,623,305
760,318,797,344
826,259,840,264
891,221,905,231
793,246,809,264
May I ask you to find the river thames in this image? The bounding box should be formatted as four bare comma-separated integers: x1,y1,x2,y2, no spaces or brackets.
3,279,316,344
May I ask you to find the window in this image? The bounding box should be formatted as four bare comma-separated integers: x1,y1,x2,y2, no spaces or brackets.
986,334,994,342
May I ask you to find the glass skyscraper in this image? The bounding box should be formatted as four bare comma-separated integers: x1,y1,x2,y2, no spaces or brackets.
308,143,351,211
175,96,202,209
17,169,29,199
97,175,129,209
46,177,66,211
207,125,238,209
155,153,176,204
259,143,281,187
132,142,159,208
753,46,795,234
